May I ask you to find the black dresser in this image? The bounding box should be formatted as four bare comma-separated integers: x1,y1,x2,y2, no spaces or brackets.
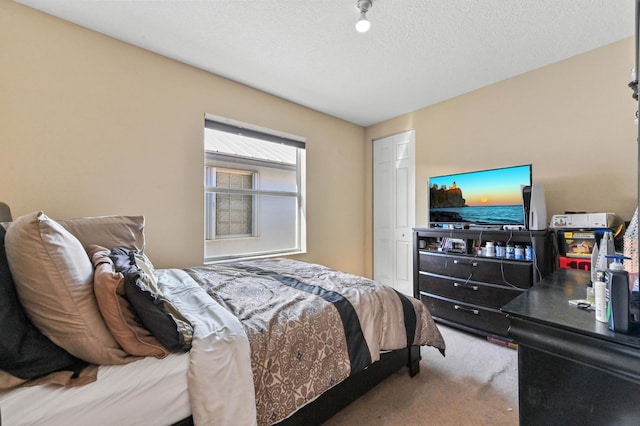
413,228,553,340
502,269,640,425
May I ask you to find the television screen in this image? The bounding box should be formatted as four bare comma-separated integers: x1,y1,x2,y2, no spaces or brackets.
429,164,532,227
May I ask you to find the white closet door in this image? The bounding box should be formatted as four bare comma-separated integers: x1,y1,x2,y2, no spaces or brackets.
373,137,393,287
373,130,415,296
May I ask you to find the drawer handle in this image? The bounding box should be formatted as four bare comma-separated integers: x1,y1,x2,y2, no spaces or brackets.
453,282,479,291
453,260,478,267
454,305,479,315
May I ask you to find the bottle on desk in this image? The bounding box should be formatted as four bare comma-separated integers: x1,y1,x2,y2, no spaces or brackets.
594,274,607,323
605,255,631,333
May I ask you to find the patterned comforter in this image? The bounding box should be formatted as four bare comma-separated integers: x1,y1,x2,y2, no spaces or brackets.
176,258,445,425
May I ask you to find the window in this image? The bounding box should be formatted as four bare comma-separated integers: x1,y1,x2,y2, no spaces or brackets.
204,116,306,261
206,169,254,238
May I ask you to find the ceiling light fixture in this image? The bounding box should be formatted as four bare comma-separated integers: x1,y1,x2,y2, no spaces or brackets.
355,0,372,33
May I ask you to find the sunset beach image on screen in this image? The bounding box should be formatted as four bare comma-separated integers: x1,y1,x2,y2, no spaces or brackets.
428,164,532,226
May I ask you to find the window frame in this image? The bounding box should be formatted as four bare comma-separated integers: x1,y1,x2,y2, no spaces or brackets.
204,114,306,262
206,167,257,240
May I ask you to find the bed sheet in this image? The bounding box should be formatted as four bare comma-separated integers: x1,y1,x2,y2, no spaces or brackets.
0,353,191,426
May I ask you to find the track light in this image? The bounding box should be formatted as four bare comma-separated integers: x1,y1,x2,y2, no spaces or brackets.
355,0,372,33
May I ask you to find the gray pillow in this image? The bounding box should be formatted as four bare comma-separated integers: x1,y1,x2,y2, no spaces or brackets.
58,215,145,252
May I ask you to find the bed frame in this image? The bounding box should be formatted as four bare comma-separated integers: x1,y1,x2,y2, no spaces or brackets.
173,345,420,426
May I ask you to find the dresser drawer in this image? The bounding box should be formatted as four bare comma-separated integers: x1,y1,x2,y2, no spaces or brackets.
420,294,511,337
418,252,533,289
419,274,523,309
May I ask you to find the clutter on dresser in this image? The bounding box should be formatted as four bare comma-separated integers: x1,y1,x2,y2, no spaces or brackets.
553,212,620,273
565,208,640,335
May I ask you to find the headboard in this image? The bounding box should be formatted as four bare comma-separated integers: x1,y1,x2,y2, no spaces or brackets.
0,202,12,222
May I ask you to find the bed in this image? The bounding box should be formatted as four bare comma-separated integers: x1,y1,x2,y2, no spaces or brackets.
0,211,445,425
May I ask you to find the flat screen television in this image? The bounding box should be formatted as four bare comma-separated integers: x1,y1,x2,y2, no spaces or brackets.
428,164,532,228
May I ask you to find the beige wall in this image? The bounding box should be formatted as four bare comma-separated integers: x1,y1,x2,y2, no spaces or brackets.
364,37,638,277
0,1,367,274
3,1,637,280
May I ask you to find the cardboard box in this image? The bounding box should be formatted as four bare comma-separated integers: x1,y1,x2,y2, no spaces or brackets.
560,230,596,258
559,256,591,271
550,213,615,229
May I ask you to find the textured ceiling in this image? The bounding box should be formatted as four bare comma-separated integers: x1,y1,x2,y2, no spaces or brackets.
14,0,636,126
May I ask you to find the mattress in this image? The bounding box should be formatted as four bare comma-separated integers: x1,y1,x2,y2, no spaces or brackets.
0,353,190,426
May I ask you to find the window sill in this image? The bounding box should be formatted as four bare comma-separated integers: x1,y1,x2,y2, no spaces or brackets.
204,249,306,265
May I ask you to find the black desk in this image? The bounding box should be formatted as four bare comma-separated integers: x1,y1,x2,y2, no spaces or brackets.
502,269,640,426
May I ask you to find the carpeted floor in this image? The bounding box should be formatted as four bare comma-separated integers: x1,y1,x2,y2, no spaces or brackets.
323,324,519,425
